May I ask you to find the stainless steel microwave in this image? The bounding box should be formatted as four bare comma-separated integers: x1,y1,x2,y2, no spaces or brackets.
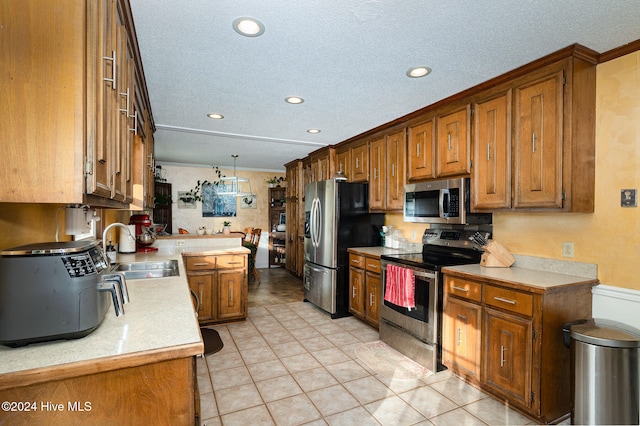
404,178,492,225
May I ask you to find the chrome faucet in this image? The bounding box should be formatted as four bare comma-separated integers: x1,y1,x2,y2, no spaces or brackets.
102,222,135,257
99,223,135,315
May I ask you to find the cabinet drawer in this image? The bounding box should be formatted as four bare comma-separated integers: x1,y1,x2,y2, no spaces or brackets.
484,285,533,317
349,253,365,268
185,256,216,271
217,255,246,269
365,257,381,273
445,276,482,302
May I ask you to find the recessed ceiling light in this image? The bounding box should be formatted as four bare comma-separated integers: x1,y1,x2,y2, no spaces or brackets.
232,17,265,37
406,66,432,78
207,113,224,119
285,96,304,104
307,129,321,134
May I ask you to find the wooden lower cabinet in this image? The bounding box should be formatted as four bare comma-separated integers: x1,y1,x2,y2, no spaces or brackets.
442,297,481,380
348,252,381,328
442,272,594,423
0,357,197,425
183,253,248,325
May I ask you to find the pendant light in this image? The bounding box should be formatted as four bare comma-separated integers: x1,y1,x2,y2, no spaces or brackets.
216,155,254,197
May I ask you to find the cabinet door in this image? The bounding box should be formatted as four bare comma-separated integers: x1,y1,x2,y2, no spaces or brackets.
217,269,245,320
442,297,481,379
437,106,471,177
473,91,512,209
349,267,365,319
365,271,381,328
351,143,369,182
369,137,386,211
514,71,563,208
407,120,435,181
336,150,351,180
483,308,532,408
385,130,406,210
188,274,213,320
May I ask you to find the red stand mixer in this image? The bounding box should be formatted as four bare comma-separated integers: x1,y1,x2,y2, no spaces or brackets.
129,214,158,252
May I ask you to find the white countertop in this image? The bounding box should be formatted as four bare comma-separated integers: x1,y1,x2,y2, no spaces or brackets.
347,246,415,258
0,246,247,385
442,264,598,293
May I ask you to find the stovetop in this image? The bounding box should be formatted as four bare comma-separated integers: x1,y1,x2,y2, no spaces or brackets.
381,228,490,271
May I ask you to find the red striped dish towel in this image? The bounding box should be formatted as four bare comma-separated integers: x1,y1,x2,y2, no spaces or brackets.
384,264,416,310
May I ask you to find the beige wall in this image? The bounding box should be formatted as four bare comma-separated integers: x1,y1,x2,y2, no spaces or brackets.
159,164,285,236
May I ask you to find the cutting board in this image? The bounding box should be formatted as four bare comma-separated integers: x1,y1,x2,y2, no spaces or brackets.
480,240,515,268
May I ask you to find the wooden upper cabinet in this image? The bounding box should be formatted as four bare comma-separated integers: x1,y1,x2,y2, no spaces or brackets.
369,137,386,211
407,119,436,181
351,142,369,182
472,90,512,209
335,149,351,180
437,105,471,177
309,147,335,182
385,129,406,210
514,70,563,209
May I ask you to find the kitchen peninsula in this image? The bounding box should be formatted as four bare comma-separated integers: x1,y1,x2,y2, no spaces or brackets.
0,236,248,425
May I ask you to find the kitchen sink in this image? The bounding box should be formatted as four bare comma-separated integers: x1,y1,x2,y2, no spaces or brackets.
112,260,179,280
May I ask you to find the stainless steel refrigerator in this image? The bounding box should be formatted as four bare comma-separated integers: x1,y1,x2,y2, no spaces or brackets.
303,179,384,318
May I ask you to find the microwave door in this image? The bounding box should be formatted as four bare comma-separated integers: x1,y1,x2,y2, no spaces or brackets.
440,189,449,217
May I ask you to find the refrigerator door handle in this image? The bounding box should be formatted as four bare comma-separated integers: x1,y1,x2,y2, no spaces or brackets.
310,198,317,247
314,197,322,248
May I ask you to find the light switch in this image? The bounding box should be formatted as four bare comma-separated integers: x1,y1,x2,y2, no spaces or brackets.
621,189,637,207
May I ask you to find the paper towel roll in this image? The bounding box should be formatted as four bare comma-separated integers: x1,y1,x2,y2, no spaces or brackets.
119,225,137,253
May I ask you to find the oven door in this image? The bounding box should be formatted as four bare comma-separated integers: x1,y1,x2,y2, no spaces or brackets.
380,261,439,345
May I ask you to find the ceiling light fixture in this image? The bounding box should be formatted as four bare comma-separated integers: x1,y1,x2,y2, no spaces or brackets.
406,66,432,78
207,113,224,119
232,17,265,37
307,129,321,134
285,96,304,104
216,155,254,197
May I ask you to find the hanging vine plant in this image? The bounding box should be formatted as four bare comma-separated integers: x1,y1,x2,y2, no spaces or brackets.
182,166,225,202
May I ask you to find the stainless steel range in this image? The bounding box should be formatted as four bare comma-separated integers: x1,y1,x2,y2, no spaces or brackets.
380,228,490,372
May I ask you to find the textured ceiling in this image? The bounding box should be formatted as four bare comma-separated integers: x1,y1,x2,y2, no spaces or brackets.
130,0,640,171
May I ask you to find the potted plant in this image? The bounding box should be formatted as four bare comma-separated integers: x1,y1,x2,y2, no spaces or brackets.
184,166,225,202
266,176,285,188
222,221,231,234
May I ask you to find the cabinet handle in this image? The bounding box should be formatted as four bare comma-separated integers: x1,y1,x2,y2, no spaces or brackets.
228,283,233,306
416,142,421,157
119,87,130,115
391,163,395,177
451,285,468,292
352,286,356,298
457,327,462,346
355,158,359,169
369,292,374,307
351,259,361,265
225,261,242,265
532,132,536,153
447,133,452,150
198,288,203,312
366,263,377,269
500,345,506,367
193,262,210,266
494,296,516,305
103,50,117,90
487,143,492,160
129,110,138,134
373,167,378,180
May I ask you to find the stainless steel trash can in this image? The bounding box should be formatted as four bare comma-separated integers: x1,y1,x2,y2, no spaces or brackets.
569,318,640,425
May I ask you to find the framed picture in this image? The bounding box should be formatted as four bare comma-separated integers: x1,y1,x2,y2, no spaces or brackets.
279,213,286,225
177,191,196,209
202,184,237,217
240,194,257,209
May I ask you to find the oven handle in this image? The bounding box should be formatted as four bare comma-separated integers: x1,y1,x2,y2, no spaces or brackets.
412,270,436,279
384,262,436,280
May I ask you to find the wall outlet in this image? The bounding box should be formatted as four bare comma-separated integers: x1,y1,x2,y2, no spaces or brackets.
562,242,574,258
175,240,186,247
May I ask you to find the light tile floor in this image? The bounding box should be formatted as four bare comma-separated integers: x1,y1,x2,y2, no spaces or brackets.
197,299,543,426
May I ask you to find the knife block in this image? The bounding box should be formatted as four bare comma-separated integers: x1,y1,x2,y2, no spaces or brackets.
480,240,515,268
